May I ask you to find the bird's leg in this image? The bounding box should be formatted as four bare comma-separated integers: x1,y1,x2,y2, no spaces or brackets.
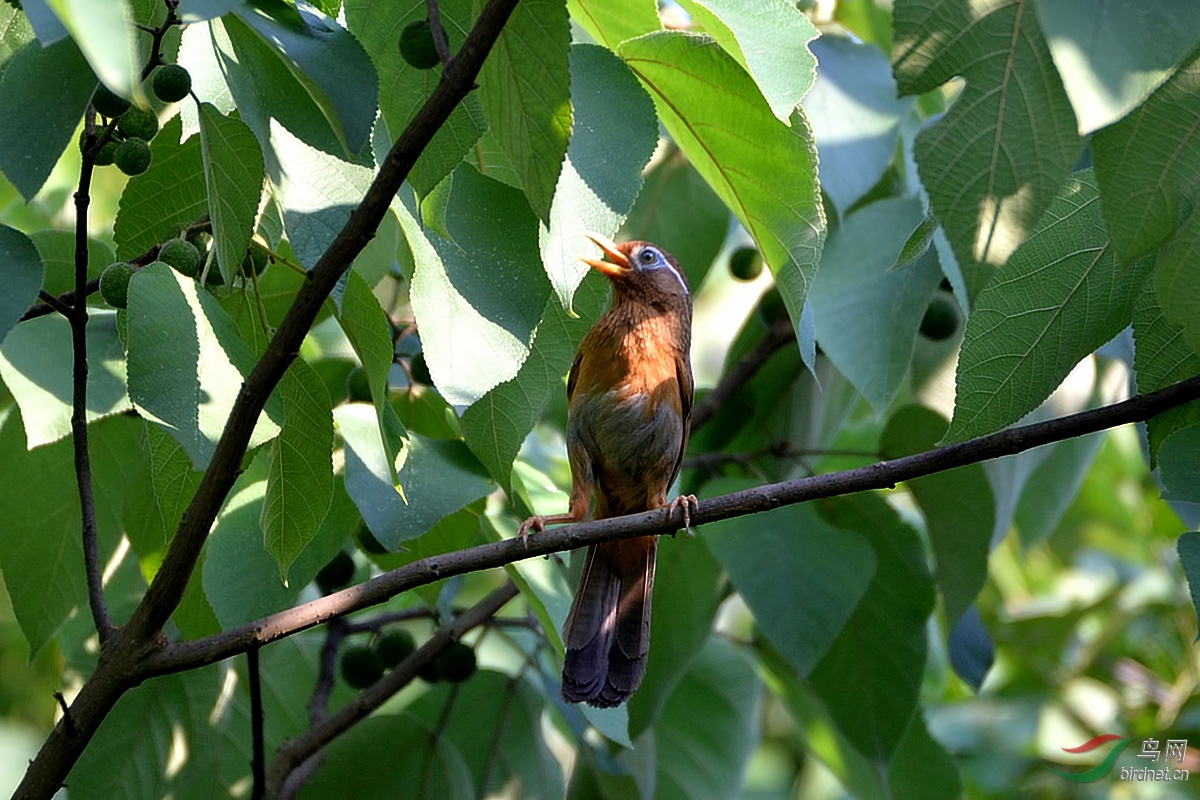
667,494,700,536
517,485,591,546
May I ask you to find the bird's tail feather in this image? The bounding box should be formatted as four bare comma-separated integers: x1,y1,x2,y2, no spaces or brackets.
561,538,657,708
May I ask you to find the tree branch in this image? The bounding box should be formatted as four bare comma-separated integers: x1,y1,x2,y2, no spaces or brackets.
268,582,519,795
13,2,521,796
139,373,1200,677
71,107,112,643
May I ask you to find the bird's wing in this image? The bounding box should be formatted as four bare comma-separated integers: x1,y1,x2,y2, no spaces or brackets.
668,353,694,489
566,349,584,404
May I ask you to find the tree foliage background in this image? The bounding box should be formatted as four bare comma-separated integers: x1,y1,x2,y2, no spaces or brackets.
1,0,1200,796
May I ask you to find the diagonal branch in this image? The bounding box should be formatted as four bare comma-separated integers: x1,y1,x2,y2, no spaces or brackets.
13,2,521,796
139,373,1200,677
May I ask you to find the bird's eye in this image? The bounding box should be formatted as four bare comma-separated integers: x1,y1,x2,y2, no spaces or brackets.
638,248,658,265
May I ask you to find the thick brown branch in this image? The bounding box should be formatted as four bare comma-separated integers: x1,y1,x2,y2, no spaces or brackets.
269,582,519,796
13,2,520,796
140,373,1200,677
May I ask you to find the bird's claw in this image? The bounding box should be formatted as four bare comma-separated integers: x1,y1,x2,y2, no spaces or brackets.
516,516,545,548
668,494,700,536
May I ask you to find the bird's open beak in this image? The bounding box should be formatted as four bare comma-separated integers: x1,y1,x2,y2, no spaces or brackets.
580,231,631,277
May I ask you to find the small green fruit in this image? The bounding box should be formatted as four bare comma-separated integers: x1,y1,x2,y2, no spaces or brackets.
346,366,372,403
399,20,440,70
99,262,135,309
158,238,201,278
117,106,160,142
91,84,130,118
314,550,356,594
435,642,477,683
114,138,152,176
417,657,440,683
919,292,960,341
340,645,384,689
728,246,763,281
151,64,192,103
240,246,268,278
374,630,417,669
94,140,119,166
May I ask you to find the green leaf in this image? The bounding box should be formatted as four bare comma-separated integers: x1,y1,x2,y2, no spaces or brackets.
1159,427,1200,504
1036,0,1200,134
68,667,228,797
1154,211,1200,355
0,312,131,448
1093,44,1200,263
262,359,333,583
302,714,474,799
0,409,83,654
460,271,608,491
1180,532,1200,637
679,0,818,123
131,423,202,563
703,480,875,677
540,43,657,307
881,405,992,629
198,102,265,284
893,0,1082,298
478,0,572,221
810,492,935,764
1012,423,1104,548
345,0,486,198
0,7,36,85
887,712,964,799
126,263,281,468
204,475,301,627
628,532,724,740
335,404,493,549
0,225,44,345
947,172,1153,442
46,0,139,98
0,35,95,199
29,228,112,297
114,115,207,261
801,35,914,213
228,2,377,157
810,197,943,412
619,32,825,353
619,148,728,290
269,118,374,268
566,0,659,49
403,166,550,406
655,638,762,800
410,671,564,798
1132,278,1200,462
179,0,246,22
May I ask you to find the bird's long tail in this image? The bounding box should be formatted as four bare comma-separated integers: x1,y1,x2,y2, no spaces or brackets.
561,536,658,707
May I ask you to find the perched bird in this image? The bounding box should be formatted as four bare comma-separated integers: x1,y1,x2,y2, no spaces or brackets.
519,232,696,708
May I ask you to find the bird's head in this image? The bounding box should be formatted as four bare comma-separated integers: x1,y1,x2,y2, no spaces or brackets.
580,232,691,311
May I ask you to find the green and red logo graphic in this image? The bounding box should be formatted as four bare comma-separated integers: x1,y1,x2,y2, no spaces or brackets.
1046,734,1133,782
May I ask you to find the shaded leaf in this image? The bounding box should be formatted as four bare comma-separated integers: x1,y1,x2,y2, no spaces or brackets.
704,480,875,677
1036,0,1200,134
126,263,281,468
1093,44,1200,263
1132,278,1200,462
540,43,657,307
810,197,943,411
262,359,333,582
948,172,1152,442
0,36,95,199
619,32,825,361
0,225,44,345
198,102,265,284
893,0,1082,297
0,312,130,448
49,0,139,99
478,0,572,221
1180,532,1200,637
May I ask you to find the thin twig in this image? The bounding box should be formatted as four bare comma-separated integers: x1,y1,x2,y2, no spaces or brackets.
71,106,112,643
140,0,181,79
278,617,349,800
425,0,454,66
